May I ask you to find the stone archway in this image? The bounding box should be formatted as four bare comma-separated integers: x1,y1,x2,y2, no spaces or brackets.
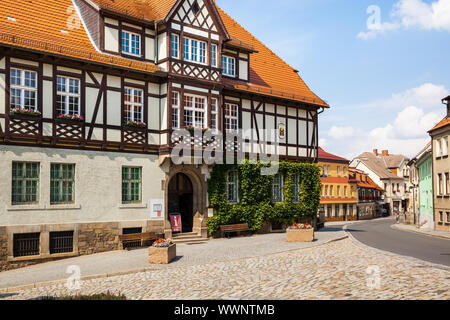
163,164,209,239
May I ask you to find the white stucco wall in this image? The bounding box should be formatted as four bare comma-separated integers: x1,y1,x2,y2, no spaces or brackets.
0,145,165,226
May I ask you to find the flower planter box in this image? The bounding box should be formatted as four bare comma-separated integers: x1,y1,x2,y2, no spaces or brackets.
148,243,176,264
286,228,314,242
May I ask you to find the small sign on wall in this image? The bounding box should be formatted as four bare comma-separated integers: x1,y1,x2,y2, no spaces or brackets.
150,199,164,220
278,121,286,140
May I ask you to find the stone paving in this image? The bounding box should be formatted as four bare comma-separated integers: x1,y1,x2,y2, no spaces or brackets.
1,238,449,300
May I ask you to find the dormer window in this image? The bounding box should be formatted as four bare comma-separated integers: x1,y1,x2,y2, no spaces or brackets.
183,38,207,64
222,56,235,77
121,31,141,56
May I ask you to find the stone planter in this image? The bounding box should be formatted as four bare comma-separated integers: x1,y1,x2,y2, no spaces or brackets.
286,228,314,242
148,244,176,264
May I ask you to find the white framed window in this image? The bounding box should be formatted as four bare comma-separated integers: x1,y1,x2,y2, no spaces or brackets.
211,44,217,67
226,171,239,204
183,38,207,64
224,103,238,131
56,76,80,116
442,137,448,156
436,139,442,157
272,174,284,203
171,91,180,128
121,31,141,56
222,56,235,77
183,94,206,128
124,87,144,123
211,98,218,131
171,34,179,59
10,68,37,110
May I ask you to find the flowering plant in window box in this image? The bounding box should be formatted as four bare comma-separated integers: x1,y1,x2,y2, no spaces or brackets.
184,126,208,133
10,107,41,117
286,222,314,242
149,238,176,264
125,121,146,128
57,113,84,122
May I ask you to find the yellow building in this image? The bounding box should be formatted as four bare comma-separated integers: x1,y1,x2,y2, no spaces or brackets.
318,148,357,222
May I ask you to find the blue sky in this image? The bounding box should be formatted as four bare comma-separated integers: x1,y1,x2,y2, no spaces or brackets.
216,0,450,159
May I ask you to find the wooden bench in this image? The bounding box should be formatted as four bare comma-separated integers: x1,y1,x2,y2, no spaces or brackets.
220,223,251,238
119,232,157,249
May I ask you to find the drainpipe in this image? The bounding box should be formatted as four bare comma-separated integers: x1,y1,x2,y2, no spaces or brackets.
154,21,159,64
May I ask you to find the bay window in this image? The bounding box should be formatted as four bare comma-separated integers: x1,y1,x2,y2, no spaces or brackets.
183,38,207,64
171,91,180,128
211,44,218,67
183,94,206,128
56,76,80,116
171,34,179,59
10,68,37,111
211,98,218,131
124,87,144,123
224,103,238,131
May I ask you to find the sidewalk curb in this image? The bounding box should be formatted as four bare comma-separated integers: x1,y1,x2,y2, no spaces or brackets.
0,233,348,295
390,224,450,240
343,225,450,272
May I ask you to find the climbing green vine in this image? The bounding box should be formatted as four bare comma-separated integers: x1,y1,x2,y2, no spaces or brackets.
206,160,321,235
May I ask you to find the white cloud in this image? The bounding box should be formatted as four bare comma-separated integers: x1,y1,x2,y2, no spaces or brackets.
358,0,450,39
358,83,447,111
328,126,355,139
321,83,447,159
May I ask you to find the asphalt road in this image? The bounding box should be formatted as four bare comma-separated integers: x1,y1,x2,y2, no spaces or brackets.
346,218,450,267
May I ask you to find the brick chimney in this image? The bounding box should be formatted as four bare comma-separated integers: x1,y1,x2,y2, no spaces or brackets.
382,150,389,156
445,96,450,118
373,149,378,156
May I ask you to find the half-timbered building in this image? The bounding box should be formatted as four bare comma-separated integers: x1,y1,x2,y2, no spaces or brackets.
0,0,328,270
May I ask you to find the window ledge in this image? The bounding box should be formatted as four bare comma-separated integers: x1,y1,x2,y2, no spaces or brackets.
119,203,147,209
47,204,81,211
8,252,77,262
6,205,45,211
7,204,81,211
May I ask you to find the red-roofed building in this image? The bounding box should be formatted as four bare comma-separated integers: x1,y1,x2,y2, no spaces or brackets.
428,95,450,232
349,168,385,220
318,148,357,222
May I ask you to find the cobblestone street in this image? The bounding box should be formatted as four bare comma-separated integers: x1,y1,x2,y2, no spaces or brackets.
1,238,449,300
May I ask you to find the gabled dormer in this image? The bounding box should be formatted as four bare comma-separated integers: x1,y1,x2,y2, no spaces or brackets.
73,0,157,63
165,0,230,82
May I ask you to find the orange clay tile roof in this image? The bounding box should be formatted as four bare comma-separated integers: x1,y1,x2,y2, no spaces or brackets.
320,177,349,184
92,0,177,21
0,0,328,106
217,6,328,107
0,0,161,74
317,147,349,162
429,116,450,133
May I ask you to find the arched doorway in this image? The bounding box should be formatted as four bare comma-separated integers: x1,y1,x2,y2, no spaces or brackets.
168,173,194,233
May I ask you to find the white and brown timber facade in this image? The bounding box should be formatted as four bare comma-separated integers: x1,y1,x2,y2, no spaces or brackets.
0,0,328,270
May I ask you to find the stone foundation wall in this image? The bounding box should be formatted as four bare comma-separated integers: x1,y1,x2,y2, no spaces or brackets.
0,220,165,272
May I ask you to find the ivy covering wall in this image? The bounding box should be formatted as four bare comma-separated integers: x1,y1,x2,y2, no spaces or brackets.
206,160,321,234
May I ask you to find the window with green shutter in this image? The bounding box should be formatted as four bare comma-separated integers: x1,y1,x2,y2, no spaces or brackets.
12,162,40,205
50,164,75,204
122,167,142,204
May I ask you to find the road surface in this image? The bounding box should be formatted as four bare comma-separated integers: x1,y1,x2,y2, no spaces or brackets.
346,218,450,267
